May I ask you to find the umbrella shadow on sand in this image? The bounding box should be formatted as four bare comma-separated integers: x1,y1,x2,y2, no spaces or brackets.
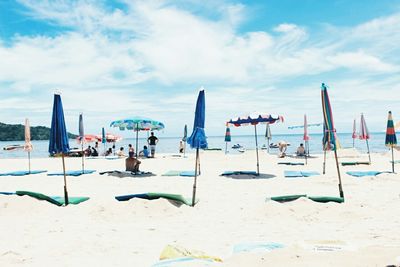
226,173,276,179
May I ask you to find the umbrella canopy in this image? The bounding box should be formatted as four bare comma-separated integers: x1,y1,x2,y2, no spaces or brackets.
76,134,98,144
101,127,106,144
321,83,344,198
352,119,357,139
385,111,397,147
110,117,165,131
96,133,122,143
359,114,370,140
48,94,70,205
182,125,188,142
224,125,231,142
265,123,272,140
187,90,207,149
303,114,309,141
78,113,84,141
321,83,340,151
24,118,33,152
49,94,70,155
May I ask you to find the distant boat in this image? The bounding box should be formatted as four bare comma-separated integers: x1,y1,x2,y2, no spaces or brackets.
232,144,242,149
3,144,24,151
261,144,268,150
238,148,246,153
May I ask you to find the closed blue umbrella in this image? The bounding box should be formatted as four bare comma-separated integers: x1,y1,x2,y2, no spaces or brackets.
101,127,106,155
79,114,85,172
187,89,207,206
182,124,187,157
49,94,70,205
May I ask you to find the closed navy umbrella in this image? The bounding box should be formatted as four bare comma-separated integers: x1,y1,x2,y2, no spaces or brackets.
78,113,85,172
187,89,207,206
49,94,70,205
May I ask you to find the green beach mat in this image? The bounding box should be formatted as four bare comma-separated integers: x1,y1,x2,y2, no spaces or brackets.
341,162,370,166
16,191,89,206
268,194,344,203
115,192,196,206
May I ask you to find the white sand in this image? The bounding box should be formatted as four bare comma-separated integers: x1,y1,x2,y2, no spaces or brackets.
1,149,400,266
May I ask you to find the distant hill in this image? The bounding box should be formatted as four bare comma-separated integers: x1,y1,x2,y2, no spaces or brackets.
0,122,77,141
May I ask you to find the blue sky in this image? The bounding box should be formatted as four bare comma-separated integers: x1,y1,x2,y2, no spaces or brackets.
0,0,399,138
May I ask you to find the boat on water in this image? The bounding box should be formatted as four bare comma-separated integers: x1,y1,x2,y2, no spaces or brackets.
3,144,24,151
232,144,242,149
238,148,246,153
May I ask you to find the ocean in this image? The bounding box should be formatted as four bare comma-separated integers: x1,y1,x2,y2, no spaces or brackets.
0,132,396,159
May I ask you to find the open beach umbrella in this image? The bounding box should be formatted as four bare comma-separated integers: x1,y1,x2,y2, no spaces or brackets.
24,118,33,173
49,94,70,205
224,123,231,154
359,113,371,164
76,134,97,143
78,114,85,172
385,111,397,173
187,89,207,207
265,123,272,153
228,113,284,175
182,124,187,157
303,114,310,164
110,117,165,158
321,83,344,198
352,119,357,148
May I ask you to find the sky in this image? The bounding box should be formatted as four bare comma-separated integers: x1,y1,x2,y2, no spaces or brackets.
0,0,400,138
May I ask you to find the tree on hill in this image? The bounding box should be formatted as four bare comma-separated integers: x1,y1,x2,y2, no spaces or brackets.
0,122,77,141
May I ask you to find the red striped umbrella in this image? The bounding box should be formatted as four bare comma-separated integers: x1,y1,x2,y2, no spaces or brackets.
359,113,371,164
321,83,344,198
385,111,397,172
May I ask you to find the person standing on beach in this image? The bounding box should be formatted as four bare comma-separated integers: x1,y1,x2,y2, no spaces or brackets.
128,144,134,158
147,132,159,158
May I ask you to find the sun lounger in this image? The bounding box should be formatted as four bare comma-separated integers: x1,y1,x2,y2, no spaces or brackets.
284,171,320,177
341,161,370,166
233,242,284,253
47,170,96,176
268,194,344,203
346,171,389,177
15,191,89,206
278,162,305,165
115,192,194,206
99,170,155,177
162,170,196,177
0,170,47,176
221,171,258,176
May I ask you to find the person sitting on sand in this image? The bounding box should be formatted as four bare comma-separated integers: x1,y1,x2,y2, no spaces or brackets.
125,157,141,172
179,141,184,153
139,145,150,158
85,145,92,156
91,147,99,157
104,148,113,156
278,141,287,158
117,147,126,157
296,143,305,156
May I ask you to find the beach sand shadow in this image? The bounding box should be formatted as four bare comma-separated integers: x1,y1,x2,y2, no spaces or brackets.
225,173,276,179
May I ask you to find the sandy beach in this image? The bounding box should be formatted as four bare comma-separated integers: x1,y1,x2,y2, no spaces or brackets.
0,149,399,266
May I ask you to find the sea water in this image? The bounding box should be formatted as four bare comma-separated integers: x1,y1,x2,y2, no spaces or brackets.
0,132,395,159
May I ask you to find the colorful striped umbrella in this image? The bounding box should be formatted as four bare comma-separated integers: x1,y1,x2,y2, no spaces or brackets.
385,111,397,172
359,113,371,164
321,83,344,198
228,113,283,175
224,124,231,154
352,119,357,148
24,118,33,173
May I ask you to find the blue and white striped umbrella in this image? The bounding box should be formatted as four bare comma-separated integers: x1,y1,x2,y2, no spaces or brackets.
110,117,165,131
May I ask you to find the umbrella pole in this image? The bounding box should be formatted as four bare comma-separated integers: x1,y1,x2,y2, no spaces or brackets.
352,138,354,148
254,125,260,176
225,142,227,154
28,151,31,173
81,142,85,173
392,146,395,173
366,139,371,164
323,150,326,175
183,142,186,158
192,148,199,207
62,154,69,206
135,124,139,158
267,139,270,153
334,150,344,198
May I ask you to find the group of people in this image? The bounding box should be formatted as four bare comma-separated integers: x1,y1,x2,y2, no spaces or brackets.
277,141,306,158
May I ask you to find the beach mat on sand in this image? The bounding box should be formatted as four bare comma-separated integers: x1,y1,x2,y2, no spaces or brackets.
115,192,195,206
47,170,96,176
0,170,47,176
341,161,370,166
278,162,305,166
16,191,89,206
0,192,15,195
346,171,388,177
268,194,344,203
162,171,196,177
99,170,155,177
284,171,320,177
233,242,284,253
221,171,257,176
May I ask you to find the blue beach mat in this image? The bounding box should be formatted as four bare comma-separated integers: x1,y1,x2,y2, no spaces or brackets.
152,257,215,267
278,162,305,166
284,171,320,177
346,171,389,177
47,170,96,176
162,170,196,177
0,170,47,176
233,242,284,253
0,191,15,195
221,171,258,176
